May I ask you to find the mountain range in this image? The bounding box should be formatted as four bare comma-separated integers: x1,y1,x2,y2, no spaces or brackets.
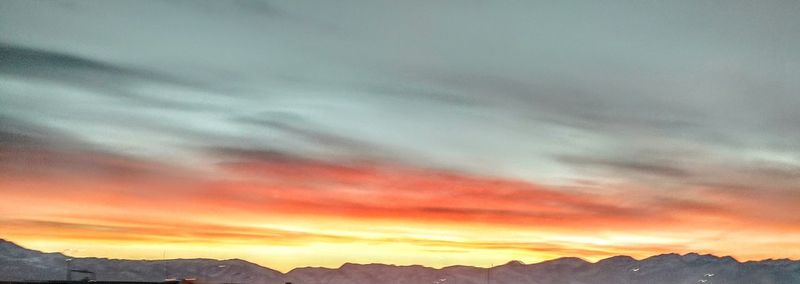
1,239,799,284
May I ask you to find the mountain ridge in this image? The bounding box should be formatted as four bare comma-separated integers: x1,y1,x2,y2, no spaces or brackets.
2,238,799,283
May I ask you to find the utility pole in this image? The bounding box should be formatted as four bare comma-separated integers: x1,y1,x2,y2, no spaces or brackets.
65,258,73,281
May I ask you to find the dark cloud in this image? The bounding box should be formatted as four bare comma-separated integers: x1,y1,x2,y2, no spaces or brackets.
0,115,51,147
556,155,692,179
0,118,191,182
210,146,311,164
0,43,217,111
234,112,397,160
0,43,189,86
230,0,281,16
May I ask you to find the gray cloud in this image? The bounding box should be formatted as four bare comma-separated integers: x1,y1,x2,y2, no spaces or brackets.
0,0,798,191
0,43,220,111
0,117,192,183
556,155,692,179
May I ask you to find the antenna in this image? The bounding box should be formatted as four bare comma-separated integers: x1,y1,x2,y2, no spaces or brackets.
486,263,492,284
163,249,168,279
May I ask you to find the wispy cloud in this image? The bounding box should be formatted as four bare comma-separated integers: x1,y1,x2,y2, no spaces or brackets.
1,0,799,270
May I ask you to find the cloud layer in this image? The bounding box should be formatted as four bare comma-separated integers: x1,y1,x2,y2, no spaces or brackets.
1,0,799,270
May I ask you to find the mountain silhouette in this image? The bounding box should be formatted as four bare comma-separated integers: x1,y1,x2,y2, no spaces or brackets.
2,239,798,283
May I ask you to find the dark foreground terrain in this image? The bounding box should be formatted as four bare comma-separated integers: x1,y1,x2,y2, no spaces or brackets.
2,239,798,284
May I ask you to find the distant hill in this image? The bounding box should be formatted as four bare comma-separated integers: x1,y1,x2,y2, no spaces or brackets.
2,239,799,284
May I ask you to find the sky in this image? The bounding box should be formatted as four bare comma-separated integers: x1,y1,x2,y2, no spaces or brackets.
1,0,799,272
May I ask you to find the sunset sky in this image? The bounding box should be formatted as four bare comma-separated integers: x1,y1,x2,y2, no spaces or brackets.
1,0,800,272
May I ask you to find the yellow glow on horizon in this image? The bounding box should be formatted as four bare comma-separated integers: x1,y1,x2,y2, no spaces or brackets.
5,214,799,272
2,151,800,272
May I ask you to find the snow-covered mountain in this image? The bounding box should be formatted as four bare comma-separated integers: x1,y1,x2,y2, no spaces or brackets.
2,239,799,284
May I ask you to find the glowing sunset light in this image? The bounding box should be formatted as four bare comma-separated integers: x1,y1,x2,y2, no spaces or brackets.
1,0,800,273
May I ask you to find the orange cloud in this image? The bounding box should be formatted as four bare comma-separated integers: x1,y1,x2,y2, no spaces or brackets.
2,145,800,271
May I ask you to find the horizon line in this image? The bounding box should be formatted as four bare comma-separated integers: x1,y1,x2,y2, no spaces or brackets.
6,237,799,273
